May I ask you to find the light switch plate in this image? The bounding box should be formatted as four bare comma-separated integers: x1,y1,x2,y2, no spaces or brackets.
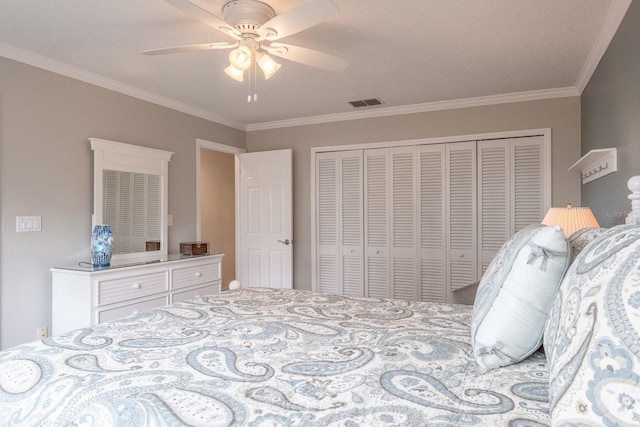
16,216,42,232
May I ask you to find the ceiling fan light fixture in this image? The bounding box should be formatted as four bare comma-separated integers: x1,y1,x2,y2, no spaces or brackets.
228,46,253,70
224,64,245,81
257,53,281,79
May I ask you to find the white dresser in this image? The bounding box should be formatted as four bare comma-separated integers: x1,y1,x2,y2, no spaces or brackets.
51,254,223,335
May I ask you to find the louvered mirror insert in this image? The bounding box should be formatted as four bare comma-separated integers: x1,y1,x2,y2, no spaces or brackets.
103,170,161,254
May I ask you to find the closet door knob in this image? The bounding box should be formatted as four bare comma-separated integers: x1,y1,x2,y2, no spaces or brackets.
194,272,202,277
132,283,141,289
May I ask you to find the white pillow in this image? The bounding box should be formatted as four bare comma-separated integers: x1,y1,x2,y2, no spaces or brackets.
471,224,570,372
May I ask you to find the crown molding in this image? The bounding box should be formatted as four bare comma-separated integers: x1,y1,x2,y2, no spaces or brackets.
575,0,632,94
246,87,580,131
0,42,246,131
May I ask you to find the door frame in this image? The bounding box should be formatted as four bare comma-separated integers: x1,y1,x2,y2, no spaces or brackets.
195,138,245,282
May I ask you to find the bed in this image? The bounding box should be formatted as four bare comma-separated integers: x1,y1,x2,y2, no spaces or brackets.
1,176,639,427
0,289,550,426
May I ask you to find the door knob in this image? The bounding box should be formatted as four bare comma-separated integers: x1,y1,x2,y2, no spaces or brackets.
277,239,291,245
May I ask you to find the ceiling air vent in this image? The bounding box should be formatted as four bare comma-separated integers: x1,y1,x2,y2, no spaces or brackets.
349,98,383,108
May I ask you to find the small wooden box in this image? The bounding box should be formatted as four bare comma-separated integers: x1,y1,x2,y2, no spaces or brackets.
179,242,209,256
145,241,160,251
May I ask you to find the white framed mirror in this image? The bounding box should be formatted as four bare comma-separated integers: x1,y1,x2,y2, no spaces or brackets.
91,138,173,262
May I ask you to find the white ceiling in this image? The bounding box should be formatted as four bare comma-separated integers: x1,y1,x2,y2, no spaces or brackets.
0,0,630,130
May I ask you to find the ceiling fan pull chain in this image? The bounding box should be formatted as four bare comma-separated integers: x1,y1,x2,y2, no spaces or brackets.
253,59,258,102
247,61,252,103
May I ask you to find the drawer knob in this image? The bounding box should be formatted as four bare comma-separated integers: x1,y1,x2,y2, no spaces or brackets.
132,283,141,289
194,272,202,277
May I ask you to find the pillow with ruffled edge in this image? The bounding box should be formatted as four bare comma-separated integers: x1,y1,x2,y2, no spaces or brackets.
543,226,605,355
567,227,605,263
471,224,570,372
545,223,640,426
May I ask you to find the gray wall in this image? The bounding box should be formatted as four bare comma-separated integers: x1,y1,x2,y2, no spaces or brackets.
0,55,584,348
581,0,640,227
0,57,245,349
246,97,582,291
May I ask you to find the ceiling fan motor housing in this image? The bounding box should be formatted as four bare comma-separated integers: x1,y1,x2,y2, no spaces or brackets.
223,0,276,34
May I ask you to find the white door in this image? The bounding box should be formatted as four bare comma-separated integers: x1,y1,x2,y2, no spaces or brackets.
418,144,447,303
237,149,293,288
315,150,363,296
390,146,419,301
446,141,478,298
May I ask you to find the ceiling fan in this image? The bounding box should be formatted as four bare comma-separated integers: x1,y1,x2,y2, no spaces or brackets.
143,0,349,83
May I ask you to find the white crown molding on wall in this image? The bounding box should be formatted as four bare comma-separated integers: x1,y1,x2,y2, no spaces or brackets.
0,42,246,131
246,87,580,131
575,0,633,94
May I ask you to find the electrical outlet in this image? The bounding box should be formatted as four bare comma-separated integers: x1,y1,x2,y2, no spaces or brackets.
37,327,48,340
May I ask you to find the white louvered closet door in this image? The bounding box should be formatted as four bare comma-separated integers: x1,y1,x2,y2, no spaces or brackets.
390,146,419,300
478,140,510,274
364,148,390,298
446,142,478,295
478,136,547,274
418,144,447,302
512,136,546,230
315,151,364,296
341,152,364,296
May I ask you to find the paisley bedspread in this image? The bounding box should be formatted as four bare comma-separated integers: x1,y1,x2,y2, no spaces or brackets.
0,288,549,426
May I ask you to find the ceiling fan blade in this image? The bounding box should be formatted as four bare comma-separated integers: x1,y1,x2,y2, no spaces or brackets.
264,42,348,71
257,0,339,41
163,0,241,40
141,42,237,55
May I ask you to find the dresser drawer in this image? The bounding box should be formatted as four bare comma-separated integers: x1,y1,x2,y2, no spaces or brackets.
97,296,169,323
172,262,220,290
172,283,220,303
97,272,168,306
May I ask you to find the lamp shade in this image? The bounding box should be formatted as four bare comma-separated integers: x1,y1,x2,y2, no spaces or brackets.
224,64,244,82
228,46,252,71
541,204,600,236
257,53,281,80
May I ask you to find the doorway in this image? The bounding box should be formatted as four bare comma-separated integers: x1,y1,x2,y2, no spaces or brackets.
196,139,245,290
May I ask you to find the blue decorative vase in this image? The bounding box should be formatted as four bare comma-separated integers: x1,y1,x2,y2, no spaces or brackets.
91,225,113,267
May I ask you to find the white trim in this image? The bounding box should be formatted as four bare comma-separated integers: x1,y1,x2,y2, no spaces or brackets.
195,139,245,241
309,128,552,155
0,42,246,131
248,88,578,131
310,149,317,293
575,0,632,94
310,128,552,291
